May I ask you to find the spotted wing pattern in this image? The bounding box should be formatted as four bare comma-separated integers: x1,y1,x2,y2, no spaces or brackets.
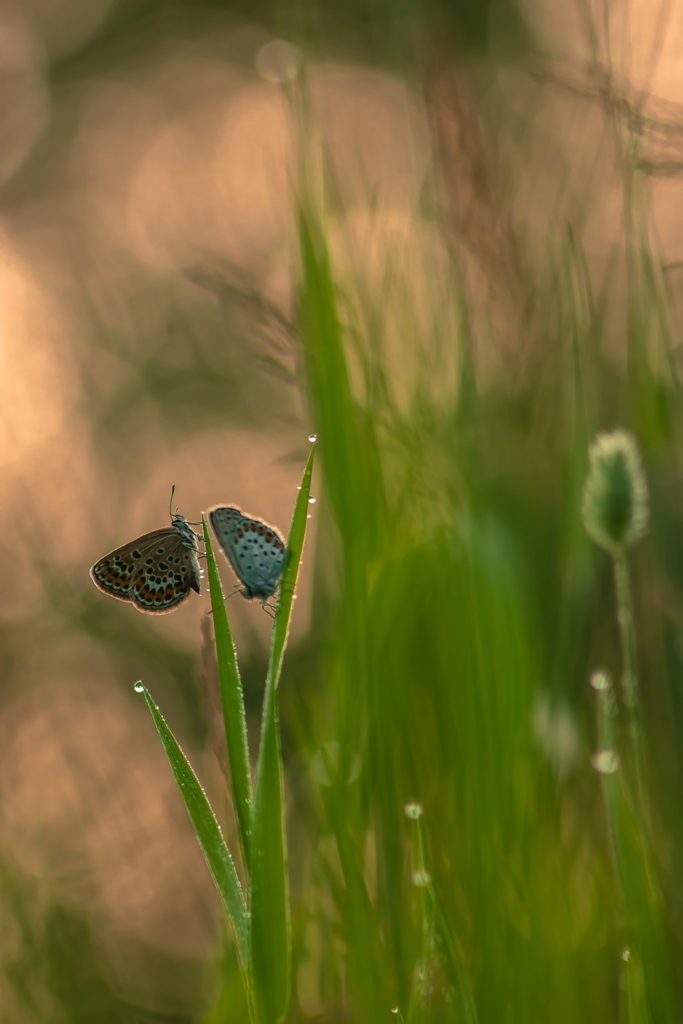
209,505,286,602
90,516,201,614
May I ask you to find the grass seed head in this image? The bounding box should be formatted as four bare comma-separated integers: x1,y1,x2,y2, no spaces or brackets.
582,430,649,556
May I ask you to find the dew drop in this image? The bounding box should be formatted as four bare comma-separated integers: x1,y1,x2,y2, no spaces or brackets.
297,485,302,490
412,869,431,887
404,802,423,819
307,514,312,519
134,681,144,693
308,496,316,504
592,750,619,774
590,671,610,691
308,433,317,443
391,1010,399,1016
622,949,630,961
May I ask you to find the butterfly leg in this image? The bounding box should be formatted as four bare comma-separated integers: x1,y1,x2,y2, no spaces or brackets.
206,585,244,615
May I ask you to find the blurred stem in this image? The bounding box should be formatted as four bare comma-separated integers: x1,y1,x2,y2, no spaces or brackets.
406,816,434,1024
593,672,624,885
405,812,477,1024
612,553,649,838
620,950,651,1024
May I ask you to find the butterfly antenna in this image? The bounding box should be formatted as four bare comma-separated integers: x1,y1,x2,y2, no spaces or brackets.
169,484,176,520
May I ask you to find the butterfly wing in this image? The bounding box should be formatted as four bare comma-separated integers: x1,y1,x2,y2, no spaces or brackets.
209,505,285,600
91,522,201,614
90,528,173,603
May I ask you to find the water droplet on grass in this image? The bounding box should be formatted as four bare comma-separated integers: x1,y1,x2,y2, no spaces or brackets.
134,681,144,693
308,496,316,504
592,750,619,773
308,433,317,443
404,802,423,819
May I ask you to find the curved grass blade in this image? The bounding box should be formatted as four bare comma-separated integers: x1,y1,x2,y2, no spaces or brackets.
141,685,249,978
249,440,316,1024
202,515,253,868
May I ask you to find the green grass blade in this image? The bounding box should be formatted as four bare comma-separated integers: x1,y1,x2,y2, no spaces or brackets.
297,210,362,545
201,515,253,868
140,685,250,979
249,441,316,1024
412,812,477,1024
621,949,651,1024
268,439,316,693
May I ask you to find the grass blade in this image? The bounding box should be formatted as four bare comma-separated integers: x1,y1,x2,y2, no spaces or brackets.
297,210,362,545
201,515,253,868
140,685,249,978
249,440,317,1024
621,949,650,1024
269,439,317,693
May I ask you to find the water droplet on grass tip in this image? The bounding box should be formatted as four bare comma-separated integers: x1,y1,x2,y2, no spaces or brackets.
134,681,144,693
391,1010,399,1016
404,802,423,819
308,433,317,443
412,869,431,887
590,671,610,691
592,750,619,774
622,949,630,961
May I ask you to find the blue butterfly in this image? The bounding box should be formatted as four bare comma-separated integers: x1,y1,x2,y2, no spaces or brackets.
208,505,286,605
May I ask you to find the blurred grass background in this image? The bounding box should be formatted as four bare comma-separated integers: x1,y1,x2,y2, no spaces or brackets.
3,0,683,1020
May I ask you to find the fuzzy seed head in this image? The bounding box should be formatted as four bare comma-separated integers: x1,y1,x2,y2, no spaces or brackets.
582,430,649,555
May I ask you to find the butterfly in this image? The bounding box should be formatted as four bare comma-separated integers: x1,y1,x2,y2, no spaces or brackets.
208,505,286,605
90,492,201,614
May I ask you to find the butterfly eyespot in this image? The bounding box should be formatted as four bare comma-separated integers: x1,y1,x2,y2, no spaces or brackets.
265,532,272,541
257,526,265,535
156,548,164,555
145,558,153,565
113,556,121,563
132,550,141,559
159,562,168,571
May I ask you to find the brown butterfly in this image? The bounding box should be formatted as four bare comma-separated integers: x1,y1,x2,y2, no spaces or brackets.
90,491,201,614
